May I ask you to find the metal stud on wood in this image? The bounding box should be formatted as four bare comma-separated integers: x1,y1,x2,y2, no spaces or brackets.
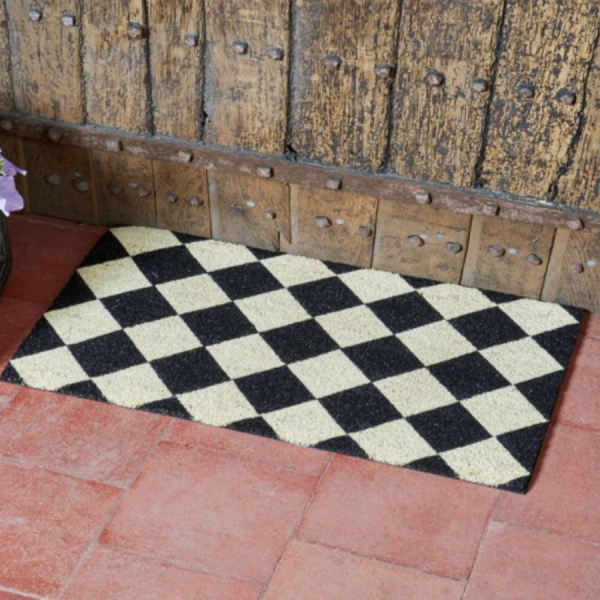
424,71,444,87
109,182,123,195
177,150,193,163
374,64,393,79
165,192,178,203
407,235,425,247
415,191,432,205
106,139,123,152
44,174,60,186
137,186,151,198
526,253,543,266
61,13,76,27
315,216,332,228
73,178,89,192
0,121,13,131
487,245,505,258
127,23,145,40
358,225,373,237
483,202,499,216
47,128,63,143
28,7,43,22
264,210,276,220
232,40,249,55
325,178,342,191
517,83,536,100
556,90,576,105
267,46,284,61
567,218,584,230
570,262,584,274
256,166,273,178
323,55,341,70
184,34,199,47
189,197,202,207
445,242,463,254
472,78,490,93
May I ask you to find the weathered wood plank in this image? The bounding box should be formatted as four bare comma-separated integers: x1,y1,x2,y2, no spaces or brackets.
0,0,12,111
390,0,504,187
373,201,471,283
291,0,399,170
83,0,149,133
147,0,203,140
480,0,600,198
23,140,95,223
285,186,378,267
462,216,555,299
204,0,289,154
209,171,289,251
92,150,155,226
154,160,211,237
6,0,83,122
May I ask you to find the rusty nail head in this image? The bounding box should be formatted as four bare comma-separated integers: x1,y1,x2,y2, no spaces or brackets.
137,186,151,198
323,55,341,70
109,182,122,195
267,46,284,61
567,218,584,231
483,201,499,216
166,192,178,203
487,245,505,258
557,89,576,105
189,197,202,207
45,174,60,186
0,120,13,131
61,13,76,27
472,77,489,93
315,216,332,229
232,40,249,54
47,128,62,143
517,83,535,100
570,262,584,274
526,253,543,266
127,22,145,40
446,242,463,254
184,33,199,47
264,210,276,220
177,150,193,163
425,71,444,87
106,139,123,152
358,225,373,237
415,191,432,205
257,166,273,178
326,178,342,191
73,178,89,192
374,64,393,79
29,7,43,22
407,235,425,247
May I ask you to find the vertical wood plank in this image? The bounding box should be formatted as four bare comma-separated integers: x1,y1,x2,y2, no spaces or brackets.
147,1,203,140
209,171,290,251
479,0,600,198
23,140,95,223
93,151,155,226
291,0,399,170
83,0,149,133
154,161,211,237
204,0,289,154
461,216,555,299
390,0,504,187
0,0,13,111
6,0,83,122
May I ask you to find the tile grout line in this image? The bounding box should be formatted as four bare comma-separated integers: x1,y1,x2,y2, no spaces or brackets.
0,584,43,600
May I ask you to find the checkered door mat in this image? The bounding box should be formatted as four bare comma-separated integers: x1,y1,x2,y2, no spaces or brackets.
1,227,581,492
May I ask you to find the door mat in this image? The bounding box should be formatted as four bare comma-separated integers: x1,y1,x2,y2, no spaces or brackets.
1,227,582,492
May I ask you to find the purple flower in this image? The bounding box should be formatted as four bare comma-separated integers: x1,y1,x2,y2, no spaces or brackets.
0,149,26,217
1,156,26,178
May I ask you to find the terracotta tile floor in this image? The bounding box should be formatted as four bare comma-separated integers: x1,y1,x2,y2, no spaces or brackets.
0,213,599,599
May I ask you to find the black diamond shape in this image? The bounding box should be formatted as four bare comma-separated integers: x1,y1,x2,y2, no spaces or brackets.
174,232,205,244
430,352,510,400
497,476,529,494
57,380,106,402
80,231,129,266
227,416,279,439
0,363,23,385
344,337,422,381
248,246,279,261
401,275,439,289
497,423,549,473
50,273,96,310
533,325,580,367
182,304,255,346
322,260,357,275
480,289,518,304
368,292,443,333
139,398,192,419
12,317,63,358
320,384,402,433
151,348,228,395
314,436,369,459
236,367,312,413
210,262,281,300
404,455,458,480
450,307,527,350
70,331,146,378
407,403,491,453
288,278,362,317
516,372,565,419
103,287,175,328
262,320,338,364
133,246,205,285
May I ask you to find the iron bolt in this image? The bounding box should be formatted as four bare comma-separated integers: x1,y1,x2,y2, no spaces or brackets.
47,128,62,143
232,40,249,55
315,216,332,229
257,166,273,178
326,178,342,191
570,262,584,274
0,120,13,131
487,245,505,258
73,178,89,192
137,186,151,198
472,78,489,93
44,174,60,186
567,218,584,231
517,83,535,100
28,7,43,22
166,192,178,204
184,33,199,47
425,71,444,87
267,46,284,61
407,235,425,247
177,150,193,163
374,64,394,79
189,197,202,207
557,90,576,105
526,253,543,266
127,22,145,40
415,191,432,205
446,242,463,254
61,13,76,27
323,55,341,70
483,201,499,216
264,210,276,220
106,139,123,152
109,182,123,195
358,225,373,237
129,181,139,189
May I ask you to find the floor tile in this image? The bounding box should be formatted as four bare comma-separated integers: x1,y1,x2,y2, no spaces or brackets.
555,336,600,432
263,540,465,600
464,522,600,600
495,424,600,542
297,455,497,579
0,382,18,410
164,419,331,477
0,298,45,336
0,389,166,487
0,591,38,600
61,545,261,600
582,311,600,340
100,441,318,583
0,460,121,598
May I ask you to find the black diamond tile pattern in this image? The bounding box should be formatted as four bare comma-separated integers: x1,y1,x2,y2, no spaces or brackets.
1,226,582,493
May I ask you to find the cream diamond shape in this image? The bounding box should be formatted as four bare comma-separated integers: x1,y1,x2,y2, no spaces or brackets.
11,347,88,390
93,364,171,408
126,316,202,361
480,338,562,384
499,299,579,336
264,401,345,446
316,306,392,348
352,420,436,466
112,226,181,256
442,438,529,486
179,382,258,426
157,274,230,314
375,369,457,416
289,350,369,398
263,254,334,287
419,284,495,320
45,300,121,345
207,334,283,379
185,239,258,272
338,269,414,303
78,258,151,298
236,289,310,332
462,387,546,436
397,321,476,366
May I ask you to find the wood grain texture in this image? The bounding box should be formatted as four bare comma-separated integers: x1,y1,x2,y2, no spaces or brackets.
558,37,600,212
83,0,149,133
0,0,12,111
204,0,289,154
373,201,471,283
23,140,95,223
209,171,289,251
462,216,555,299
480,0,600,198
291,0,399,170
390,0,504,187
542,229,600,312
6,0,83,122
147,0,203,140
93,150,155,226
154,160,211,237
285,186,378,267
